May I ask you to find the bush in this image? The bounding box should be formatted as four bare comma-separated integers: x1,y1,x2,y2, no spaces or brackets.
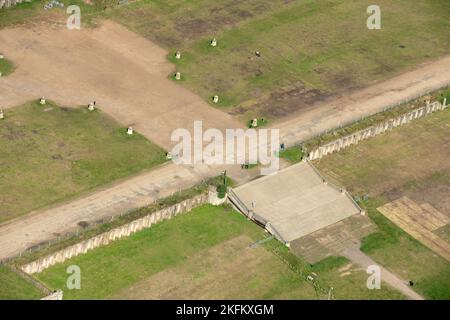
216,184,227,199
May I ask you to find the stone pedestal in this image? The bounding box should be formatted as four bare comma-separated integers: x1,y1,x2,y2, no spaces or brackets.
175,72,181,80
213,95,219,103
127,126,133,135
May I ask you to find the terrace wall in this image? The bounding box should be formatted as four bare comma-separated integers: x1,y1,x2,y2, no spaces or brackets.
308,99,447,161
21,193,209,274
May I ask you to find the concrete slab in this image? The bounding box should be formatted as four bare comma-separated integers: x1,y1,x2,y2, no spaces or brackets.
231,161,361,243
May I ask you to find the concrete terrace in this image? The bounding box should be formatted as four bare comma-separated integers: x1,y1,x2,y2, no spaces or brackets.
230,161,361,243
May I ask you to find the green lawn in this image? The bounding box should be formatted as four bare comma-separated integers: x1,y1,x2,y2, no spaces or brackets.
0,101,166,223
35,204,404,299
315,109,450,299
0,264,43,300
0,57,14,76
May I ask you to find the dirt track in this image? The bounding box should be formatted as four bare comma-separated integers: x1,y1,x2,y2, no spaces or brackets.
0,21,242,149
0,21,449,266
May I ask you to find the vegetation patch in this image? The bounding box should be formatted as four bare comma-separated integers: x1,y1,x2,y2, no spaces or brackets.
0,57,15,76
0,101,166,223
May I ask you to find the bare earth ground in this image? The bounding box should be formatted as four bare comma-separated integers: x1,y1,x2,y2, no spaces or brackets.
0,21,450,262
0,21,242,149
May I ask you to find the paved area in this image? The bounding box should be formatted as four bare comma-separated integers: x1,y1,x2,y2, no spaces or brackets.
291,214,376,263
231,162,361,243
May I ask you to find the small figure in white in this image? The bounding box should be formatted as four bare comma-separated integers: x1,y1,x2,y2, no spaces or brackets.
166,152,172,160
0,109,4,120
175,51,181,59
39,97,46,105
0,72,2,77
255,50,261,57
212,95,219,104
88,101,96,111
175,72,181,80
210,38,217,47
127,126,133,135
0,53,4,59
251,118,258,128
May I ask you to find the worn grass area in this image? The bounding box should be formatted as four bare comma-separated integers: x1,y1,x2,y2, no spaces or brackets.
0,101,166,223
0,264,43,300
111,0,450,121
0,57,14,76
315,110,450,299
2,1,449,122
35,205,404,299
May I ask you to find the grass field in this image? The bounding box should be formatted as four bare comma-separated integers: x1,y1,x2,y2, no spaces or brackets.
0,57,14,76
35,205,404,300
0,264,43,300
110,0,450,121
315,109,450,299
0,101,166,223
2,1,449,122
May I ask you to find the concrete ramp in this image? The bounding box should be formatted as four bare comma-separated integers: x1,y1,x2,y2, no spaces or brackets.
230,161,361,244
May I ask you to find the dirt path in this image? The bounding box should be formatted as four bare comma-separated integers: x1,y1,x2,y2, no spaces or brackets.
341,245,424,300
0,21,449,264
0,21,242,149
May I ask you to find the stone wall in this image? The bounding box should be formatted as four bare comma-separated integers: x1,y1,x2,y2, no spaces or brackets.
308,99,447,161
0,0,29,9
22,193,208,274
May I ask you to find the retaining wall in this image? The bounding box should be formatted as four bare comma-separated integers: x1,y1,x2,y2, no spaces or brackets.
308,99,447,161
21,193,208,274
